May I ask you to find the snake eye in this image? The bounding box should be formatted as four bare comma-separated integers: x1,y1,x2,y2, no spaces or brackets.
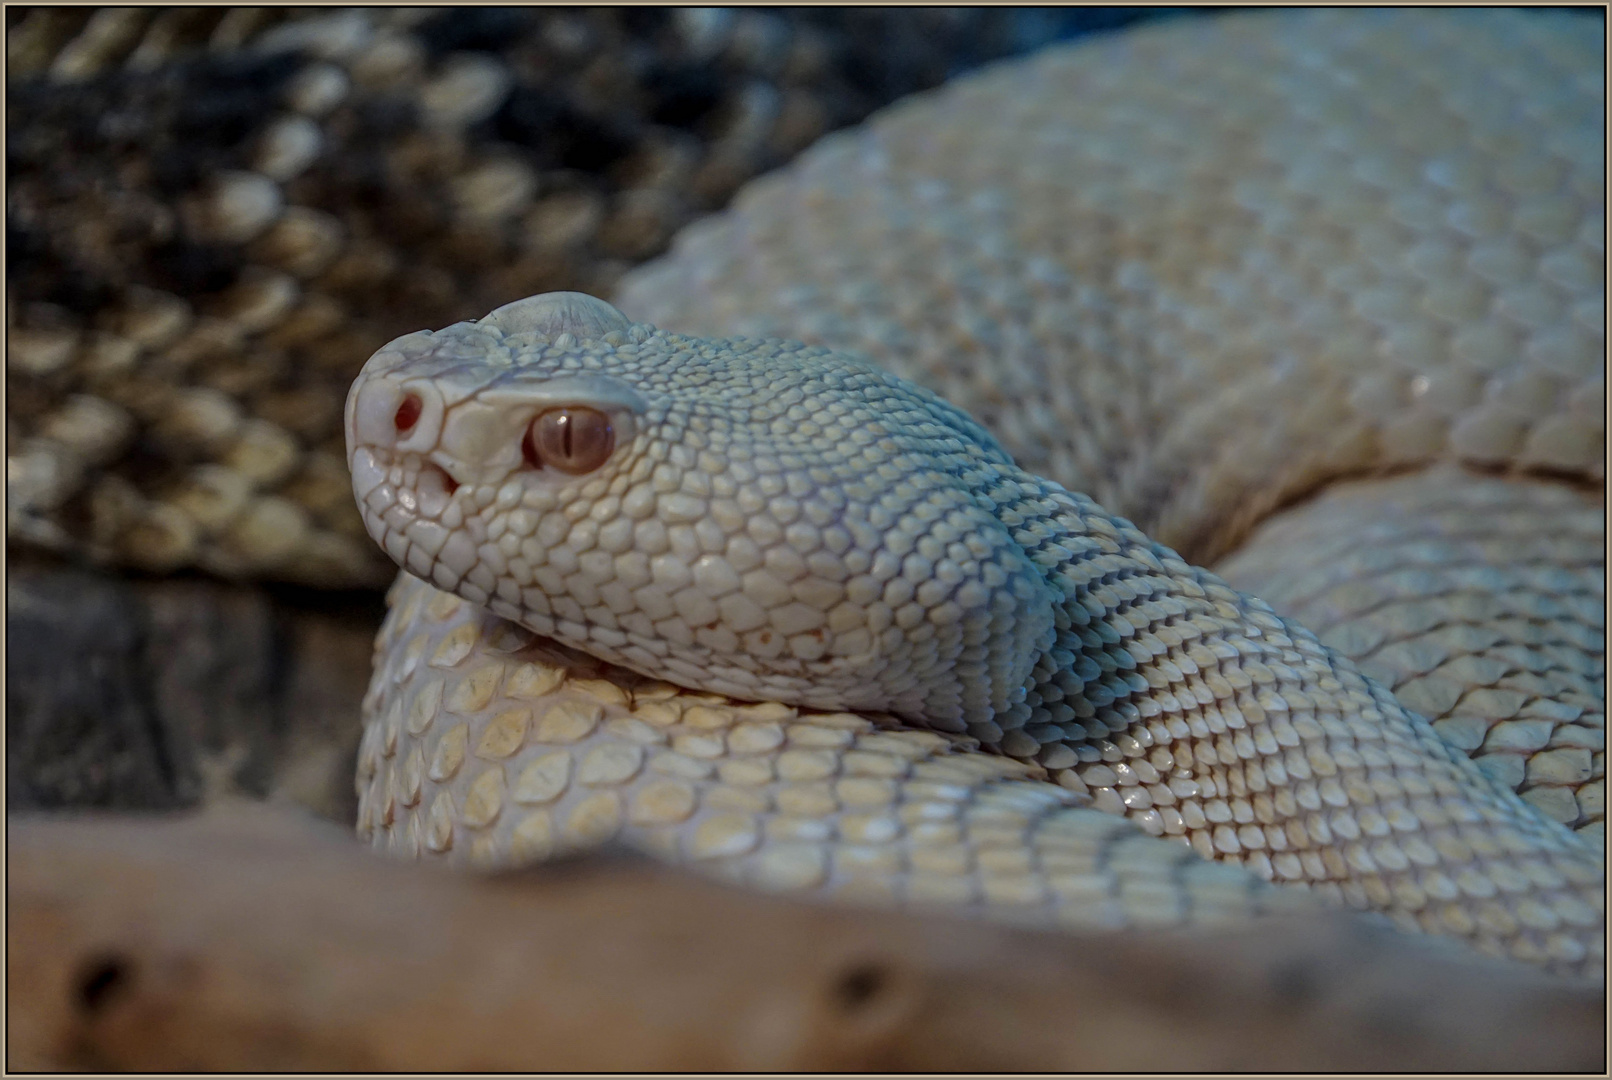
523,407,614,474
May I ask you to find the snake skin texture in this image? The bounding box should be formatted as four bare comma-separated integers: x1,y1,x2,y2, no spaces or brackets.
349,295,1602,978
362,572,1318,934
1218,469,1604,837
8,6,1145,585
348,9,1604,980
615,7,1606,841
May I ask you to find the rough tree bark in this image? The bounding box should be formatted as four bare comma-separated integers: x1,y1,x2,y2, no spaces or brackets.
8,804,1603,1072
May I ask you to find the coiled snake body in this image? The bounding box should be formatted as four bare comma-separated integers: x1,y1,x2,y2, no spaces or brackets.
346,10,1605,977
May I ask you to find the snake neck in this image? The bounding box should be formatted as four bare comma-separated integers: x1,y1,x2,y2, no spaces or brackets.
982,475,1255,759
987,476,1593,856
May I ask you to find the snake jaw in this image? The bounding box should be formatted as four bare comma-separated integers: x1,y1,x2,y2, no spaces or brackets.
349,442,469,596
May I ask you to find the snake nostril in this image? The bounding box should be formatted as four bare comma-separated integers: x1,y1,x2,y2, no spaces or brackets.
422,462,459,496
394,394,423,432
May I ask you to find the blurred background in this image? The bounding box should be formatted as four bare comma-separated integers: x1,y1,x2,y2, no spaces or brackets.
7,6,1200,825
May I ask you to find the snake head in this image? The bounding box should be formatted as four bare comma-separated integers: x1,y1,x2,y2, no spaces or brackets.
347,291,648,584
346,290,1055,733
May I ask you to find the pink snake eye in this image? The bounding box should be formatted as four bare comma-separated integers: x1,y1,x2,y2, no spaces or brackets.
522,407,614,474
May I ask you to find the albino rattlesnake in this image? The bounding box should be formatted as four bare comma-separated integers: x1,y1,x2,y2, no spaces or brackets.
344,9,1604,978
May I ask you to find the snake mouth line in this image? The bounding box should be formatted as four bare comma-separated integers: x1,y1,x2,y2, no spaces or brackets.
351,444,481,593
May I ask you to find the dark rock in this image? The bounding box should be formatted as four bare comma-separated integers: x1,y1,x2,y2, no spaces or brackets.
7,565,179,809
6,559,379,821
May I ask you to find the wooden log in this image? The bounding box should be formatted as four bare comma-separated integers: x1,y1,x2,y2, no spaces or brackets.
8,803,1603,1071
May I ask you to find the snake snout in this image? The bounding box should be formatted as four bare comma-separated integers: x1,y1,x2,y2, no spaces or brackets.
347,371,446,461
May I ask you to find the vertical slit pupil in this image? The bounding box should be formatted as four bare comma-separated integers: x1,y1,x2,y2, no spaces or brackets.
527,407,612,473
